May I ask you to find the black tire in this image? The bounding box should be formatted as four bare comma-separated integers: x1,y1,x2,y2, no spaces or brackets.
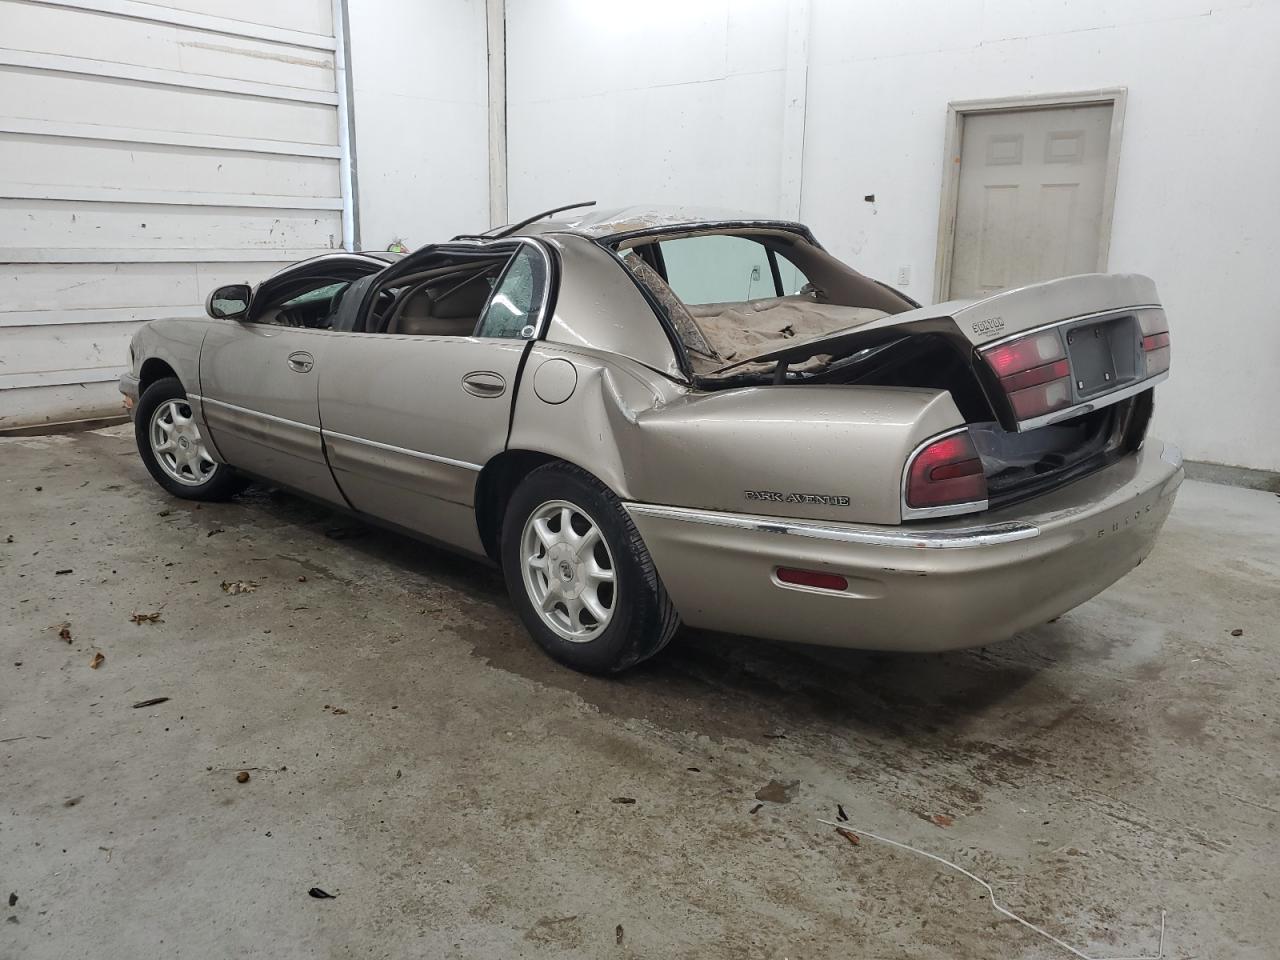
134,376,247,501
501,462,680,674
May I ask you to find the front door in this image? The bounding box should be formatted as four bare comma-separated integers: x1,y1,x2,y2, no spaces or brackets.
199,322,347,505
948,103,1113,299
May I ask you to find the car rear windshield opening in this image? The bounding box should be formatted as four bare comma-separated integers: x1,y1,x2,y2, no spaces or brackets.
614,229,914,376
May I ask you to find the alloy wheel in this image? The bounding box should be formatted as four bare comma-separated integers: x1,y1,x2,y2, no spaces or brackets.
520,499,617,642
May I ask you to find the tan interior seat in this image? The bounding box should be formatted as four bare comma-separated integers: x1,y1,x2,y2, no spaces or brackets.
386,285,479,337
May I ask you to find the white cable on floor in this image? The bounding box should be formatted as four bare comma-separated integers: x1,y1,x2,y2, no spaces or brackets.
817,819,1166,960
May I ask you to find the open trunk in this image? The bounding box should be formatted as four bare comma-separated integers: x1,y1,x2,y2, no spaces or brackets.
702,275,1168,515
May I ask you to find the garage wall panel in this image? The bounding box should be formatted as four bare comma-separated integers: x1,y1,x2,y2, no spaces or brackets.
1,2,337,90
0,0,349,431
0,136,340,199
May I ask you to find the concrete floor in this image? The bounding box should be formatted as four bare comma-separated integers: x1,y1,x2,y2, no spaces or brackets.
1,426,1277,960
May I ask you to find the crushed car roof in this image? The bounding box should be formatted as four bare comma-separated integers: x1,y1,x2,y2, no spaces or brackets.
498,205,810,241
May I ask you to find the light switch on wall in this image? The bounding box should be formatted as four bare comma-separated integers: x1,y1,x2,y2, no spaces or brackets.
896,265,912,286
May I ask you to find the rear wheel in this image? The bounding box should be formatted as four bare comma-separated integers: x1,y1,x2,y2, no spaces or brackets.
501,463,679,674
134,376,246,501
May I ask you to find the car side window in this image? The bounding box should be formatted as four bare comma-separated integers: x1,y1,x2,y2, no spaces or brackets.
658,235,810,304
475,246,546,339
252,279,350,329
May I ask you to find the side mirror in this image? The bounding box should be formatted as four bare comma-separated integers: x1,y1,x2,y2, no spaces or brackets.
206,284,252,320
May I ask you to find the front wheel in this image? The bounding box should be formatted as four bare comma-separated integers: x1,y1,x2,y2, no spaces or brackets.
501,463,679,674
134,376,246,501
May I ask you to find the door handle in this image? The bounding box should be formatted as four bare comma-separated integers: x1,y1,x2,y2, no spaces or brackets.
461,371,506,398
287,351,314,373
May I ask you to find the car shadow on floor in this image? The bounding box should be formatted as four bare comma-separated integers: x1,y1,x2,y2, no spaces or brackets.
228,484,1073,760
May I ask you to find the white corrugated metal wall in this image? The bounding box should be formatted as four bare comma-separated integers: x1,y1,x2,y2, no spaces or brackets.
0,0,351,431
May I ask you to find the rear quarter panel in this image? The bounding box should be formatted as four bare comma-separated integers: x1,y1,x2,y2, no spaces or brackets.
507,345,965,525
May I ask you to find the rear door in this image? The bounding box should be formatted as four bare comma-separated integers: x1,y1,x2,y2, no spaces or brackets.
318,242,550,553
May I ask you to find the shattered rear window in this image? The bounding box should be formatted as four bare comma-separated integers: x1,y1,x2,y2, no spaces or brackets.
619,249,718,360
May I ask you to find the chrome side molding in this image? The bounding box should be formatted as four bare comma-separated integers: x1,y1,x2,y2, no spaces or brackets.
623,502,1040,550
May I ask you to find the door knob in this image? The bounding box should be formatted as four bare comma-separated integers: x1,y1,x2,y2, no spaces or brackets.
287,351,314,373
461,371,506,398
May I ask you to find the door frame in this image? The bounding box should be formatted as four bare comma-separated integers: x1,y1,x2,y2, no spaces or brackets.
932,88,1127,303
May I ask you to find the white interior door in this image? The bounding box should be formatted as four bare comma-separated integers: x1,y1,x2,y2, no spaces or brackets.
948,104,1113,300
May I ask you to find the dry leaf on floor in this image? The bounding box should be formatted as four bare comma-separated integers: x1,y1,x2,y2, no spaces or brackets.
835,826,861,846
89,652,104,669
130,612,163,624
930,813,955,828
220,580,258,595
57,624,71,642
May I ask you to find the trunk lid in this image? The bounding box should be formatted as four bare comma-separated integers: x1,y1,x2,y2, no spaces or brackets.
705,273,1168,433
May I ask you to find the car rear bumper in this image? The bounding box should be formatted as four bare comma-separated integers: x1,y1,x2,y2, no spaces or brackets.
625,439,1183,652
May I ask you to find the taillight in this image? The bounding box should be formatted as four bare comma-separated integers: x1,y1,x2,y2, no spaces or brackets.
904,429,987,513
981,330,1072,421
1140,312,1171,376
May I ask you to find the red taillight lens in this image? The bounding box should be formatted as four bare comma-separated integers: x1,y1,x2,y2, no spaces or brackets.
905,430,987,510
1139,312,1171,376
982,330,1072,421
776,568,848,592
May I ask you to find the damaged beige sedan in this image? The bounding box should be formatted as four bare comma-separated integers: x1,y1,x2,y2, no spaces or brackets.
120,204,1182,673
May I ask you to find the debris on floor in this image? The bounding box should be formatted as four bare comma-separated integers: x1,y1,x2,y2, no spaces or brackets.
220,580,258,595
89,652,104,669
1230,628,1244,636
610,796,636,804
615,923,624,944
754,779,799,803
236,771,250,783
129,611,163,624
308,888,337,899
57,623,71,642
929,813,955,828
131,697,169,709
817,818,1167,960
834,827,860,846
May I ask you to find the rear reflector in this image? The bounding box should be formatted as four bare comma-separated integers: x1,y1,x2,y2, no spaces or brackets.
1139,311,1171,376
904,429,987,511
981,330,1072,421
776,567,848,592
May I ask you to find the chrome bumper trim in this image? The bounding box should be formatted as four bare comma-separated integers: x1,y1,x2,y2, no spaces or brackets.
623,502,1040,550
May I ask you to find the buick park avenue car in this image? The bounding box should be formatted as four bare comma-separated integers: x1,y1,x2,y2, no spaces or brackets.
120,203,1182,674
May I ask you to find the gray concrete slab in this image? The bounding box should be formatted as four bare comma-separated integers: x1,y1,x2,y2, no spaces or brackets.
2,426,1277,960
